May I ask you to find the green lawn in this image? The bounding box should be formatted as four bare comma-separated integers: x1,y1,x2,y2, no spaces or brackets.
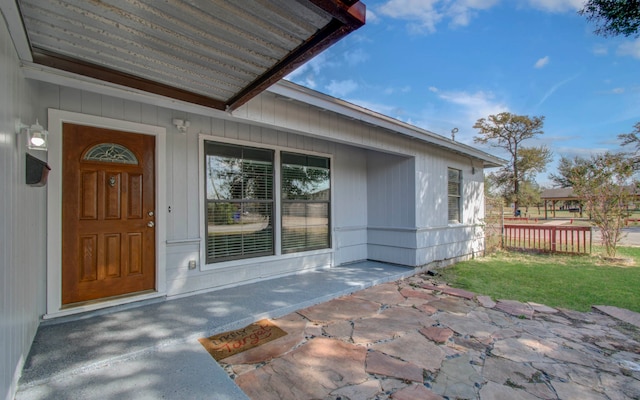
437,247,640,313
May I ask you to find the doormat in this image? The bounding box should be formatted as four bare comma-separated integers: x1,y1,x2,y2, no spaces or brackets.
199,319,288,361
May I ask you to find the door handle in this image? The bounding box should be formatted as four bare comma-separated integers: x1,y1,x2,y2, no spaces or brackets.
147,221,155,228
148,211,154,217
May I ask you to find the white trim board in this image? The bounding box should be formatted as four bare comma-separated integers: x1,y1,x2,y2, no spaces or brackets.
46,109,167,318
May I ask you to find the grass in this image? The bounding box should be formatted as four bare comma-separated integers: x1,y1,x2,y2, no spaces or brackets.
437,247,640,313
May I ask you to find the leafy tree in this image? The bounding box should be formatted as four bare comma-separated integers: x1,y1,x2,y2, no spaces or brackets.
618,122,640,165
518,180,542,215
569,152,637,257
548,155,593,188
473,112,552,214
579,0,640,38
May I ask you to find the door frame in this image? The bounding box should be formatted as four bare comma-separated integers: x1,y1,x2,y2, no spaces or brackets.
46,109,167,318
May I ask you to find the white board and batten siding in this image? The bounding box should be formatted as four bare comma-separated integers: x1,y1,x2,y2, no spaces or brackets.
1,19,46,400
237,90,487,267
37,80,486,299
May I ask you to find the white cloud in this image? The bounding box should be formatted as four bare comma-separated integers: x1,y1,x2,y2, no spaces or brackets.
383,85,412,95
534,56,550,68
325,79,359,98
617,39,640,59
611,88,625,94
446,0,500,27
378,0,442,33
370,0,589,34
428,86,439,93
344,48,369,66
525,0,584,12
377,0,500,33
434,89,509,135
439,90,508,115
366,8,380,23
592,44,608,56
286,52,336,82
286,52,344,89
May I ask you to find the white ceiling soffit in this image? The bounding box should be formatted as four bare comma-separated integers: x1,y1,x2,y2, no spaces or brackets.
15,0,365,111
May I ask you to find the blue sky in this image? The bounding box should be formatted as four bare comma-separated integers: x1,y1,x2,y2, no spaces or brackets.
286,0,640,187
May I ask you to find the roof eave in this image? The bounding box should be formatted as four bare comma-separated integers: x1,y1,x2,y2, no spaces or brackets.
227,1,366,111
268,80,506,168
6,0,366,112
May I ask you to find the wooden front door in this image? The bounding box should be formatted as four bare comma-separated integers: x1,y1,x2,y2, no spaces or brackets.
62,124,156,305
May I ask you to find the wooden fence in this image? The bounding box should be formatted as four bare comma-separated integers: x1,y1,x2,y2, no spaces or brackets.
503,224,592,254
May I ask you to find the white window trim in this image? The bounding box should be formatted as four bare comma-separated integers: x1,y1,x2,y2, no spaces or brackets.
448,167,462,225
198,134,334,271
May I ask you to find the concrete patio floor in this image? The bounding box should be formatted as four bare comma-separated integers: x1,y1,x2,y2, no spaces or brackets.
15,260,640,399
15,261,417,400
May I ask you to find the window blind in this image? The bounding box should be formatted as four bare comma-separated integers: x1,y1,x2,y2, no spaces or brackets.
205,142,274,262
281,153,331,254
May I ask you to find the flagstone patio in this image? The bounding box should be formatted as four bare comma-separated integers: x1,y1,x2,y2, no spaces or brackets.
219,274,640,400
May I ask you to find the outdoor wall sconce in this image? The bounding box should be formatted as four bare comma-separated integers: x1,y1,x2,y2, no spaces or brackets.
17,119,49,151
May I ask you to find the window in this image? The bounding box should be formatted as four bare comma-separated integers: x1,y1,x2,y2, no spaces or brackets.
204,142,274,263
448,168,462,223
281,153,331,254
84,143,138,164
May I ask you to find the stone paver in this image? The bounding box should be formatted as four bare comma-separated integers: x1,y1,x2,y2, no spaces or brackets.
218,274,640,400
365,350,424,383
594,304,640,329
419,326,454,343
391,384,443,400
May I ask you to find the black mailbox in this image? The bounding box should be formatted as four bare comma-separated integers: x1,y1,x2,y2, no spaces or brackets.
26,153,51,187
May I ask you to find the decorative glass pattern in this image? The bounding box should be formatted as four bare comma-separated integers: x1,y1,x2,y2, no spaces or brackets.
84,143,139,164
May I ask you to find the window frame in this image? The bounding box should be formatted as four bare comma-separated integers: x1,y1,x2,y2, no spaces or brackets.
281,152,331,254
199,136,333,271
448,167,462,224
203,141,275,263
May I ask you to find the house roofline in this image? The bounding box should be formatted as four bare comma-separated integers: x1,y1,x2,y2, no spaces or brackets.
21,61,504,168
268,80,505,168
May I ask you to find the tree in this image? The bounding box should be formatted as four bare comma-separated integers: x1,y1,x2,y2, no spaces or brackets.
579,0,640,38
569,152,637,257
548,155,592,188
518,180,542,215
618,121,640,165
473,112,552,214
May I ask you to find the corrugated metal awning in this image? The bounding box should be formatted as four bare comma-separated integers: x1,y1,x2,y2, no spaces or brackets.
12,0,365,111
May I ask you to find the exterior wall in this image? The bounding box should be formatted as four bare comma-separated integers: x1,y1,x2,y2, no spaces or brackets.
237,91,486,267
36,84,373,300
366,152,417,266
414,146,485,266
0,24,46,400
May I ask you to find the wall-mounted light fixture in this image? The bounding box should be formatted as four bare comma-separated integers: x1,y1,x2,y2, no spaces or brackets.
172,118,190,133
17,119,49,151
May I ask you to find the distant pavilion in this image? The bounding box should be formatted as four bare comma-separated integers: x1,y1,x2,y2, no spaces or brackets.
540,188,581,219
